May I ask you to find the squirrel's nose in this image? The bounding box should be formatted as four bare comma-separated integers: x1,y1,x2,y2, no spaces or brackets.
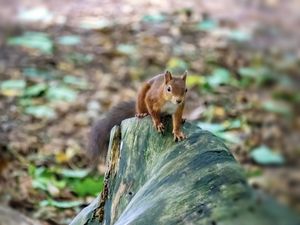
176,99,182,104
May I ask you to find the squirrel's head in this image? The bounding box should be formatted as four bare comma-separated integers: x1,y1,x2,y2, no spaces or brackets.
163,70,187,105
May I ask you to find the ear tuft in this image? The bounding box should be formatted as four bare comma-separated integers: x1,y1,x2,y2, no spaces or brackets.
164,70,172,84
181,70,187,81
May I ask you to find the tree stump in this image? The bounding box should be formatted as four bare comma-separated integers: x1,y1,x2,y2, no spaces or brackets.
71,117,300,225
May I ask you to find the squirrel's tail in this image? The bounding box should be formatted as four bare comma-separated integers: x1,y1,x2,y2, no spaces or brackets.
87,100,136,163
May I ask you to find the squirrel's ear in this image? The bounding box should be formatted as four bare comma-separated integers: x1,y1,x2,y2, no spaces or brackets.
164,71,172,84
181,70,187,81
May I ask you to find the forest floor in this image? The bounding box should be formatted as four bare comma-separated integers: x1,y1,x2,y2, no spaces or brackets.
0,0,299,224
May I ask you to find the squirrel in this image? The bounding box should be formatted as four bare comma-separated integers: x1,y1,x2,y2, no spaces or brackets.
88,70,187,162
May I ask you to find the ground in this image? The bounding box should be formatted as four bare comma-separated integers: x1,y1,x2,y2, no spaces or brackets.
0,0,299,224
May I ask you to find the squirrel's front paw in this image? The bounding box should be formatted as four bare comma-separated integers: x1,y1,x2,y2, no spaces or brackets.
173,131,186,142
154,122,165,133
135,113,148,118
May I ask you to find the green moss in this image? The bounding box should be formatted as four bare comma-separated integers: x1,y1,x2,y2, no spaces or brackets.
70,117,300,225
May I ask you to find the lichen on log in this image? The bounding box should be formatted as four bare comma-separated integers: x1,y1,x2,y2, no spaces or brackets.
71,117,300,225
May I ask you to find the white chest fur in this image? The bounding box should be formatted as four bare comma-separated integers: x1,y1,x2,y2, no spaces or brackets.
161,101,178,115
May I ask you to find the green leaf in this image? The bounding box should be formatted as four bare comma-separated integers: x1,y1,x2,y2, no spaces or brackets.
28,164,36,176
142,13,165,23
238,67,270,78
58,35,81,46
197,122,224,133
0,79,26,90
18,98,35,107
7,32,53,54
71,176,103,197
32,179,48,191
18,7,53,22
198,120,243,144
40,199,83,208
24,83,47,97
117,44,137,55
207,68,231,87
186,74,205,88
0,80,26,96
32,166,48,177
29,165,67,194
32,176,66,192
228,30,251,42
23,67,54,80
250,145,285,165
197,19,218,31
261,100,292,117
238,67,259,78
223,119,242,130
63,75,88,89
238,66,276,87
58,168,91,178
217,131,242,144
80,18,112,30
46,85,77,102
25,105,56,119
66,53,94,64
167,58,188,73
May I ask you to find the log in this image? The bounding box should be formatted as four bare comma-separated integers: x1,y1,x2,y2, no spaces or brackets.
71,117,300,225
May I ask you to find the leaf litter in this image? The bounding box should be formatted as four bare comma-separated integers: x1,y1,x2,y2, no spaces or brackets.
0,1,300,224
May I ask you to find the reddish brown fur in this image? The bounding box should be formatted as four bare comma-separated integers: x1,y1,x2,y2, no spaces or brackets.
136,71,187,141
88,71,187,163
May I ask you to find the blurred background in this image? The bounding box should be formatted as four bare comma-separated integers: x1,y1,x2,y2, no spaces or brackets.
0,0,299,224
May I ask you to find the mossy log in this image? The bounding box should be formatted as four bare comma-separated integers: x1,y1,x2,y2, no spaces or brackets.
71,117,300,225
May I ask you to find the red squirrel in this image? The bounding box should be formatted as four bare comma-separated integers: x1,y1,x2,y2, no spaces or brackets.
88,71,187,161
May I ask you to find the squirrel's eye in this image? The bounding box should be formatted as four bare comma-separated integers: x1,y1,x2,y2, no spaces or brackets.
167,86,172,92
185,88,188,93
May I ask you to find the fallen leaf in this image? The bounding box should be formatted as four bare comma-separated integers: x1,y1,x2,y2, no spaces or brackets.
197,19,218,31
57,169,90,178
71,176,103,197
262,100,292,117
167,57,188,72
197,122,224,133
40,199,83,208
207,68,231,87
63,76,88,89
228,30,251,42
18,7,53,22
0,79,26,96
186,74,205,88
7,32,53,54
80,18,112,30
217,131,242,144
25,105,56,119
23,67,54,80
24,83,47,97
142,13,166,23
116,44,137,55
250,145,285,165
66,53,93,64
46,85,77,102
57,35,81,46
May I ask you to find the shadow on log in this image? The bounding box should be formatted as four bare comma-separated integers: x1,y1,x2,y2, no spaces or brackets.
71,117,300,225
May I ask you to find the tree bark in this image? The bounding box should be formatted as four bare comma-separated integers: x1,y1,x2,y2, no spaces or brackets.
71,117,300,225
